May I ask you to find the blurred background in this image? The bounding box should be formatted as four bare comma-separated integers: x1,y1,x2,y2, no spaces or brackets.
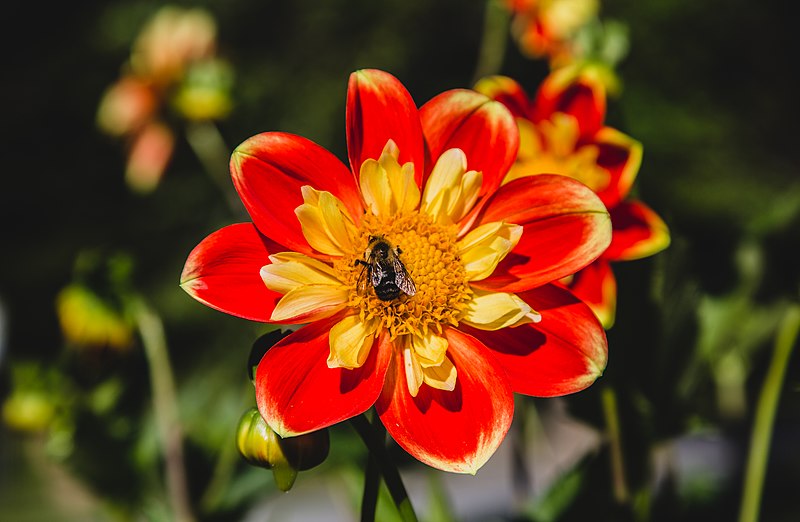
1,0,798,520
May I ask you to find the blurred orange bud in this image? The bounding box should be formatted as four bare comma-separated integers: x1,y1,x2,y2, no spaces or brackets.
125,122,175,194
96,76,157,137
131,6,218,86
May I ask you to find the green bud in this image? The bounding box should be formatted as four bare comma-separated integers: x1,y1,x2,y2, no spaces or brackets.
235,408,329,492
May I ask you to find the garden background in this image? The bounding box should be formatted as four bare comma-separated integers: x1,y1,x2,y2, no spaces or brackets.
1,0,798,521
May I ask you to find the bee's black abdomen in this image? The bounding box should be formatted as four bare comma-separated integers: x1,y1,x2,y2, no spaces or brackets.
374,280,402,301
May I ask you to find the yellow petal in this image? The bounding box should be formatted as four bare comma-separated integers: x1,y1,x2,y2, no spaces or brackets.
360,140,419,217
460,288,541,330
260,252,342,294
458,221,522,281
421,148,482,224
328,315,379,369
403,344,424,397
422,356,457,392
410,331,449,367
359,159,393,216
295,186,357,256
270,285,349,323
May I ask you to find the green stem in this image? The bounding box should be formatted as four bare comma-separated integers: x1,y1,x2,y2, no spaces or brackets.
199,380,254,513
184,121,245,217
738,304,800,522
601,386,629,505
471,0,511,84
351,414,418,522
132,298,195,522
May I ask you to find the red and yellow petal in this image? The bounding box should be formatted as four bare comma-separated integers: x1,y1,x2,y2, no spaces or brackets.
346,69,425,186
533,68,606,138
180,223,282,322
376,327,514,474
420,89,519,200
255,318,392,437
564,260,617,329
231,132,362,258
463,284,607,397
591,127,643,208
604,199,671,261
473,75,533,119
471,175,611,293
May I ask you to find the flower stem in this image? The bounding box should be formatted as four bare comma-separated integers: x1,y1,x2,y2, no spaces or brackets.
601,385,630,505
471,0,511,84
738,304,800,522
184,121,245,218
351,414,418,522
360,432,381,522
132,298,195,522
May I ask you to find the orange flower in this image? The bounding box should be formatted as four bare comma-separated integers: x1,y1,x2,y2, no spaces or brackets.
181,70,611,473
476,66,670,327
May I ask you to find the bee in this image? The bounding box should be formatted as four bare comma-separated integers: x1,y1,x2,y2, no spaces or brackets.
356,235,416,301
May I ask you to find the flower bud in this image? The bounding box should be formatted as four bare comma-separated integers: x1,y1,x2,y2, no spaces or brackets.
235,408,329,491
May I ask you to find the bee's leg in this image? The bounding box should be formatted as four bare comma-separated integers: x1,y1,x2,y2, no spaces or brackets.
355,259,368,267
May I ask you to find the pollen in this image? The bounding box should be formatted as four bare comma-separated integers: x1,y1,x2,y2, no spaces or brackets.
335,212,471,340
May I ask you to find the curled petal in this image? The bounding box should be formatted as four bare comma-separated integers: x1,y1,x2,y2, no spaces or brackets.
472,175,611,293
461,288,540,330
231,132,362,256
376,327,514,474
328,315,380,369
420,89,518,200
411,330,449,367
420,148,483,224
463,284,607,397
256,318,392,437
347,69,425,186
422,355,457,392
403,345,424,397
458,221,523,281
180,223,282,322
604,200,671,261
260,252,341,295
403,333,455,396
295,186,358,256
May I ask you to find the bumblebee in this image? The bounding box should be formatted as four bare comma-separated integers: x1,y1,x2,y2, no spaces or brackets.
356,235,416,301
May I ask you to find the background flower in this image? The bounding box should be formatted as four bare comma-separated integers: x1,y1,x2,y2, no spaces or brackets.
476,65,670,327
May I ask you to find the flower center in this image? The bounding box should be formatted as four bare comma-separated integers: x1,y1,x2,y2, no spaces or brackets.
334,211,471,340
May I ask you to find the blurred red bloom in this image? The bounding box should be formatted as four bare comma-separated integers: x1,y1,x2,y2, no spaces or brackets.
181,69,611,473
505,0,599,65
476,66,670,327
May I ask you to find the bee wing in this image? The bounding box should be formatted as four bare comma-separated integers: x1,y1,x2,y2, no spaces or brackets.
392,256,416,297
370,261,385,287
